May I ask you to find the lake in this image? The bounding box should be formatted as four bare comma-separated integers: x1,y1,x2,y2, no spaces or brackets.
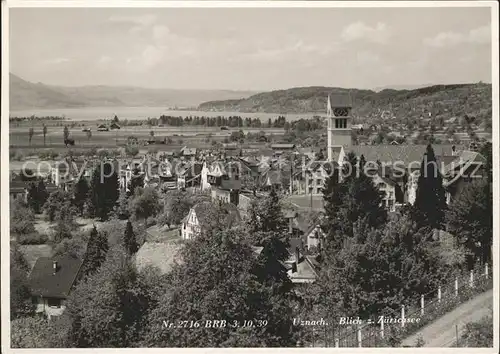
9,106,321,122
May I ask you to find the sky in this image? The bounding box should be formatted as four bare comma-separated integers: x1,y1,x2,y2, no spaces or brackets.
9,6,493,91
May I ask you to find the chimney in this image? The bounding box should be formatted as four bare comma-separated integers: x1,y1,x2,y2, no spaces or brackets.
52,260,58,275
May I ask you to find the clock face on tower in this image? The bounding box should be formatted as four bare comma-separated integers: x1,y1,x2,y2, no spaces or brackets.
333,108,349,117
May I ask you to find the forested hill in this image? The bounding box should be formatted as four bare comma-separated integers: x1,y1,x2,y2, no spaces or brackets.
197,84,492,123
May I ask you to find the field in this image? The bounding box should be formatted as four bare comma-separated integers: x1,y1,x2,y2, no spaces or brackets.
9,123,285,154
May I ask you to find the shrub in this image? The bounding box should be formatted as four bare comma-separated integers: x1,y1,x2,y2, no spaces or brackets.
38,150,59,160
10,150,25,161
458,314,493,347
17,232,49,245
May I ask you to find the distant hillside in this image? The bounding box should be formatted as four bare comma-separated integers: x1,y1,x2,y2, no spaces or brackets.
373,84,435,92
197,84,492,124
10,73,87,110
9,73,257,110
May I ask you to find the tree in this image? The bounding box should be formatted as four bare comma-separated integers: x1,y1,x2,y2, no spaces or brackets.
114,192,131,220
10,199,36,235
314,149,325,161
43,189,73,222
123,219,139,255
11,317,52,348
113,114,119,123
230,130,244,143
64,125,69,140
43,124,48,146
80,225,109,277
458,314,493,347
10,244,33,319
412,144,447,230
446,178,492,265
53,234,87,259
27,179,49,214
73,177,90,216
480,142,492,184
125,145,139,157
142,229,297,347
149,130,154,138
63,246,155,347
53,200,78,243
321,153,386,249
244,190,295,321
89,161,120,221
28,127,34,146
310,214,455,322
128,187,161,222
158,190,193,227
128,168,144,196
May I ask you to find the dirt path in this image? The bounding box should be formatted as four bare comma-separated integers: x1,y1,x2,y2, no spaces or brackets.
401,289,493,347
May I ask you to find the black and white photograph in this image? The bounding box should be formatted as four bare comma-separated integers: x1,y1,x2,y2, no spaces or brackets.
1,0,498,351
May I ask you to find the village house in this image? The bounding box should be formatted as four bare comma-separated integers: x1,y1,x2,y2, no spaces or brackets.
51,158,94,191
285,245,319,284
406,150,485,205
158,161,178,190
181,201,241,240
200,159,241,191
109,122,121,130
177,161,203,189
292,161,336,195
29,255,83,319
371,174,402,212
97,124,109,131
442,150,487,203
261,169,282,191
10,180,32,202
181,146,197,159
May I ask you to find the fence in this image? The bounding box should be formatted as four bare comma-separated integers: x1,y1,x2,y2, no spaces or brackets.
299,263,493,347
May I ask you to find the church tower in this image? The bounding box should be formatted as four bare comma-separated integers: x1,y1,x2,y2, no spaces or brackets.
327,93,353,162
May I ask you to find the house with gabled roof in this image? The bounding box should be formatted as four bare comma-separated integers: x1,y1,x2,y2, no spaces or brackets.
110,122,121,130
372,174,403,212
10,181,29,202
29,254,83,319
181,146,197,158
406,149,486,205
181,201,241,240
97,124,109,131
285,236,319,284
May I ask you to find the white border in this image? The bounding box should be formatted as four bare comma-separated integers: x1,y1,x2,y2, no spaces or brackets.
1,1,499,354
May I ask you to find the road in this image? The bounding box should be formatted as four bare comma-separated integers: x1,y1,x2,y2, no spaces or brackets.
401,289,493,347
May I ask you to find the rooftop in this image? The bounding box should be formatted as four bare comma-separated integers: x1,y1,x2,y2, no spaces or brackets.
349,144,462,166
29,254,83,298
